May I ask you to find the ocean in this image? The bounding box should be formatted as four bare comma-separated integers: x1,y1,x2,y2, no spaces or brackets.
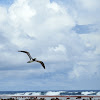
0,90,100,96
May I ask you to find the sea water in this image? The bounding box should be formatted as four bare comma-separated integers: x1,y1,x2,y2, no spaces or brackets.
0,90,100,96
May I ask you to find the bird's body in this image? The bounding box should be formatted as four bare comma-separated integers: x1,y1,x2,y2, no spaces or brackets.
18,51,45,69
27,60,34,63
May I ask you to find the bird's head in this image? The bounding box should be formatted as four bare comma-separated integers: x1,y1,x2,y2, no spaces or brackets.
32,58,36,61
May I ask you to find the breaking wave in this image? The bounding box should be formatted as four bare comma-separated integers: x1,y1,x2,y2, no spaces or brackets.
81,91,96,95
45,91,64,95
0,90,100,96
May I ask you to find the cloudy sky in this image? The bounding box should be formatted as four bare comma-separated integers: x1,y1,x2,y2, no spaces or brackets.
0,0,100,91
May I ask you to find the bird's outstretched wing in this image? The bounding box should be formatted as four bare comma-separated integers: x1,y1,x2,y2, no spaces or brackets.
18,51,33,60
35,60,45,69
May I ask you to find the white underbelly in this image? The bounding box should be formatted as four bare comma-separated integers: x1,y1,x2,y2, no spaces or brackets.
27,60,34,63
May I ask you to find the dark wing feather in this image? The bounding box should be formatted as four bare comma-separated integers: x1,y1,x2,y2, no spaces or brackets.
18,51,33,60
35,60,45,69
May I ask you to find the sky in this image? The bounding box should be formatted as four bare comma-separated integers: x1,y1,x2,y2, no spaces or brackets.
0,0,100,91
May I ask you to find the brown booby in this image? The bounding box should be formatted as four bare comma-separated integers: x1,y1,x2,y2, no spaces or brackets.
18,51,45,69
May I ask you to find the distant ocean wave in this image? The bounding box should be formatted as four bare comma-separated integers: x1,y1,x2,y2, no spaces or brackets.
0,90,100,96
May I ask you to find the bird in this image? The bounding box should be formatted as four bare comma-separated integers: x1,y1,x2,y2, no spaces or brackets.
18,50,45,69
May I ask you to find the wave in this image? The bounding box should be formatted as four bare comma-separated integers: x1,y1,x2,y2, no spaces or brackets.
45,91,65,95
0,90,100,96
81,91,96,95
13,92,41,96
97,92,100,95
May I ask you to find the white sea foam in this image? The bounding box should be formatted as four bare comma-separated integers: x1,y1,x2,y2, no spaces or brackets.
96,92,100,96
31,92,41,96
13,92,41,96
81,91,95,95
0,91,99,96
13,93,25,96
46,91,64,96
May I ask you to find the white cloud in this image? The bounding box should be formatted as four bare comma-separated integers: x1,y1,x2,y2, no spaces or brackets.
0,0,100,90
49,44,66,53
76,0,100,10
69,66,87,79
70,0,100,24
9,0,36,23
79,33,100,55
0,7,7,23
47,2,61,12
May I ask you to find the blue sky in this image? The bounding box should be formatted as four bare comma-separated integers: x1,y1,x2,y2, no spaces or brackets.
0,0,14,7
0,0,100,91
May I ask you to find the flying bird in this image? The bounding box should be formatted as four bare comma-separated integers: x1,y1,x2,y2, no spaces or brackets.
18,51,45,69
